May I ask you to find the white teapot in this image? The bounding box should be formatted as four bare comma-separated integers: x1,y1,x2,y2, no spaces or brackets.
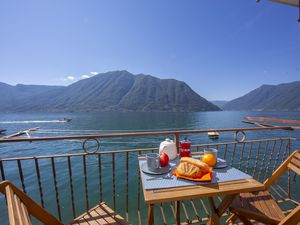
159,138,177,161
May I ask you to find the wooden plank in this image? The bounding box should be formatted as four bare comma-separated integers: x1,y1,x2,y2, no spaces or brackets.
242,120,275,128
14,193,24,225
73,217,87,225
99,202,128,225
278,205,300,225
5,185,18,225
230,191,284,222
14,193,32,225
71,204,122,225
2,127,39,139
20,201,32,225
94,205,118,224
143,178,265,204
295,152,300,159
230,207,281,224
82,211,101,225
0,181,63,225
291,157,300,167
288,163,300,175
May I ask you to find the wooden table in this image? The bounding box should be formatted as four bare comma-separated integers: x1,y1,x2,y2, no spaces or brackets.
142,173,265,225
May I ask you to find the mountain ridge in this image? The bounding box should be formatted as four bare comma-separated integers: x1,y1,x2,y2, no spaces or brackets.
223,81,300,111
0,71,221,112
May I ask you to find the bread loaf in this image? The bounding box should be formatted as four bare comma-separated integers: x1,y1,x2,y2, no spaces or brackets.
176,157,211,178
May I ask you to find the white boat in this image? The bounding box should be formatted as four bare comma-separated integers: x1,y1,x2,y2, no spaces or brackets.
208,131,220,139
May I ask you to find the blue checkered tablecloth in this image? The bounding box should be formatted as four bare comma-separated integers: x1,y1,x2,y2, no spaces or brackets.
139,157,252,190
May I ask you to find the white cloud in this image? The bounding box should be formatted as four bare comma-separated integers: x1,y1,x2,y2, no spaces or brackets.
81,74,90,79
67,76,75,80
90,72,98,75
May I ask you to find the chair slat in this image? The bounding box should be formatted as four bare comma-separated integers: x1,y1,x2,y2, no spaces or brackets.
14,194,32,225
278,205,300,225
288,163,300,175
5,186,19,225
14,193,32,225
94,205,117,224
295,152,300,160
81,212,102,225
20,201,32,225
291,157,300,167
84,208,104,225
70,202,129,225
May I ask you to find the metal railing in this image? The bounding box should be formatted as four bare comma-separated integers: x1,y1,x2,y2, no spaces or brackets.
0,127,299,224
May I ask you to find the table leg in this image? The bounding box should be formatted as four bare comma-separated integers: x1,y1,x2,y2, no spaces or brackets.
216,194,237,217
147,204,154,225
206,194,238,225
207,197,220,225
175,201,180,225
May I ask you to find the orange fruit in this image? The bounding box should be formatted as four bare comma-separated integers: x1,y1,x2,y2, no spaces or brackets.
201,153,217,167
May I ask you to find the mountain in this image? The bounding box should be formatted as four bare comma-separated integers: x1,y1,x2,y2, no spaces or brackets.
223,81,300,111
1,71,221,112
0,82,63,106
210,100,228,109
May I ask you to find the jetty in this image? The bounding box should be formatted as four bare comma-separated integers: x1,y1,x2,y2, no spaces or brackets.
1,127,39,139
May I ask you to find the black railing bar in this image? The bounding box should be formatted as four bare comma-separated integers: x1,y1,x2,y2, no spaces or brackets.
245,142,253,173
67,156,76,218
34,158,44,208
17,160,26,193
190,200,200,222
112,152,116,211
0,160,5,180
181,201,190,223
125,152,129,222
272,140,284,173
258,141,270,180
51,158,62,221
169,202,176,220
288,139,291,198
238,142,246,170
98,154,103,202
159,203,168,225
253,141,262,177
264,140,277,181
230,143,237,165
83,155,89,211
0,126,293,143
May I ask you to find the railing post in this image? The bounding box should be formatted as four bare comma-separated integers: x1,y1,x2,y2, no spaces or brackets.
288,138,291,198
174,133,180,153
0,160,5,181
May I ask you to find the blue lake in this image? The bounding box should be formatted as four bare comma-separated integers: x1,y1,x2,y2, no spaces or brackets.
0,111,299,224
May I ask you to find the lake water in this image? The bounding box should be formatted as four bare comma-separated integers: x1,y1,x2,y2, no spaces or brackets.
0,111,299,224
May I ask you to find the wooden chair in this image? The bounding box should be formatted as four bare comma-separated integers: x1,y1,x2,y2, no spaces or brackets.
0,180,129,225
227,150,300,225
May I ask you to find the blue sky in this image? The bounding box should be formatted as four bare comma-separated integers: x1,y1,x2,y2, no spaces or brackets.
0,0,299,100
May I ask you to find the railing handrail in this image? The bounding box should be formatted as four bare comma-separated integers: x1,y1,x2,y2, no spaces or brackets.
0,137,292,161
0,126,293,143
